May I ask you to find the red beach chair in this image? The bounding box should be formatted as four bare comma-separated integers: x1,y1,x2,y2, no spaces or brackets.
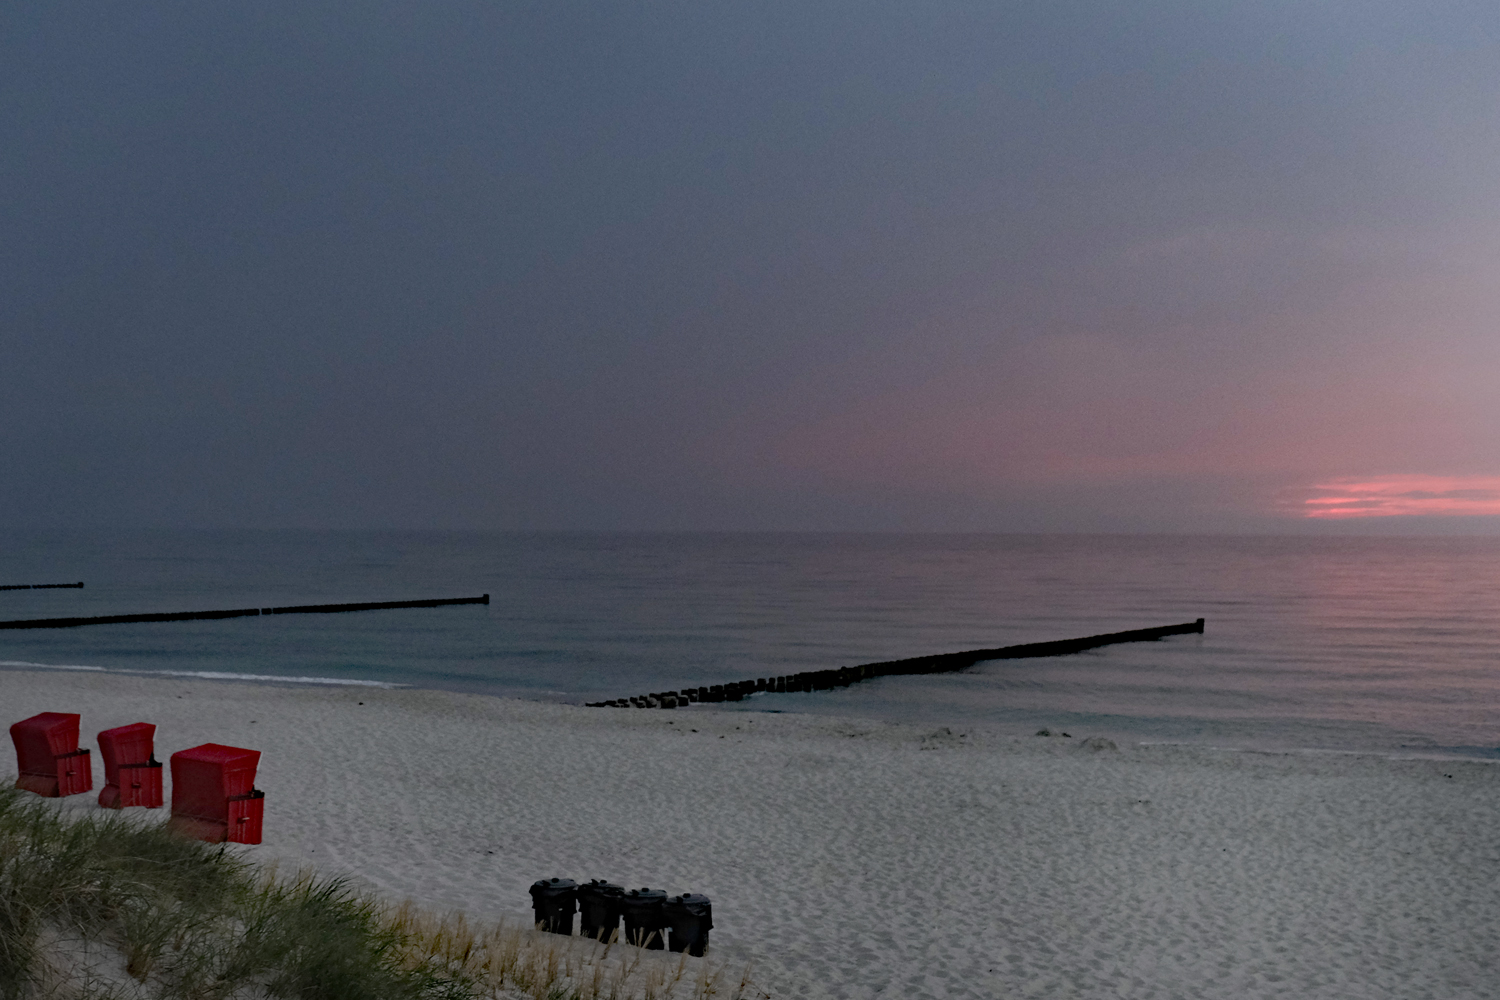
166,743,264,844
9,712,92,797
96,722,163,809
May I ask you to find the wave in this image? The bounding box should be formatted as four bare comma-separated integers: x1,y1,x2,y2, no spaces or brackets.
0,660,405,689
0,659,106,672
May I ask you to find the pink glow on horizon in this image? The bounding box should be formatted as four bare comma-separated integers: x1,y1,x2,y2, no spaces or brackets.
1300,475,1500,519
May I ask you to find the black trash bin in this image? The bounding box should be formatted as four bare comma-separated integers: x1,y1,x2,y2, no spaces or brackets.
529,877,578,935
620,887,667,949
577,879,625,942
662,893,713,956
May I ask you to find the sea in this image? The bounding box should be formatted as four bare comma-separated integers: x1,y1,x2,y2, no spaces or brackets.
2,531,1498,759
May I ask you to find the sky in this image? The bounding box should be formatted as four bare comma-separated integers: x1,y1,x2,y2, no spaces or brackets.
4,0,1499,533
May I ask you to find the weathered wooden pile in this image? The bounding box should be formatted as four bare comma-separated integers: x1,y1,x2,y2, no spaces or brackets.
587,618,1204,709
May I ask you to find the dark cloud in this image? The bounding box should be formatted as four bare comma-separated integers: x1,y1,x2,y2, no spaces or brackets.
4,1,1498,530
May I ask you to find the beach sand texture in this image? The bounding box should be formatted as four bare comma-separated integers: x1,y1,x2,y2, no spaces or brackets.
4,669,1497,1000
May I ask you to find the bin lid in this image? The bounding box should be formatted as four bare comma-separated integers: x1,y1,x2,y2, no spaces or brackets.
578,879,624,898
622,888,667,906
663,893,712,916
529,877,578,899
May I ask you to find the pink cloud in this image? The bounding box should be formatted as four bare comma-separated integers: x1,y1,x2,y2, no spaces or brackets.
1299,475,1500,518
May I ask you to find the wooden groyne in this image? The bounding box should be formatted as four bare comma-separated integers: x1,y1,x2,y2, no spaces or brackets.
588,618,1204,708
263,596,488,615
0,582,84,591
0,595,489,631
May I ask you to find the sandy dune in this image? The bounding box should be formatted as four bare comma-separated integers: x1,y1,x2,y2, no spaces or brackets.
4,668,1497,1000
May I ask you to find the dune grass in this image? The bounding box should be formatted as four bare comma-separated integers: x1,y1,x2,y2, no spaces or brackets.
0,786,755,1000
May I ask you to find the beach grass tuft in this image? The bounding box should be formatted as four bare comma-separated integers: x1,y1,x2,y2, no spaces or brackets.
390,906,756,1000
0,785,756,1000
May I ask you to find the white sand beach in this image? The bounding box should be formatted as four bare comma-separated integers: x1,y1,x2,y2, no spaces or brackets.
4,668,1497,1000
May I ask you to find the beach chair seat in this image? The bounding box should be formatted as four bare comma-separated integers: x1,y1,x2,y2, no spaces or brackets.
10,712,93,797
166,743,264,844
97,722,164,809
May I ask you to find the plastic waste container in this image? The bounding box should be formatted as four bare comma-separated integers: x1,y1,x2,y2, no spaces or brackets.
662,893,713,956
10,712,92,797
620,888,668,949
96,722,162,809
167,743,264,844
529,878,578,935
577,879,624,941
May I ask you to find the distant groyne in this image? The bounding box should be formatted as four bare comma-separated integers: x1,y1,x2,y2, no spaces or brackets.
0,582,84,591
589,618,1205,708
0,595,489,631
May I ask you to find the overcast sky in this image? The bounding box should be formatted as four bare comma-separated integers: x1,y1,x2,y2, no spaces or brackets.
5,1,1499,532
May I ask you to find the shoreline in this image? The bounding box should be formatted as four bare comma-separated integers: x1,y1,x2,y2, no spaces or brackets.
5,658,1498,764
5,667,1499,999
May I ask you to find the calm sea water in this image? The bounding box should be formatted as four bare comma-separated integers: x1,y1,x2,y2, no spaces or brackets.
2,532,1498,758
